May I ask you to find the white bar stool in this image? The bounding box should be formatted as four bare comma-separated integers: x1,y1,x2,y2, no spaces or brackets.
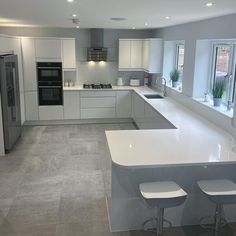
140,181,187,236
198,179,236,234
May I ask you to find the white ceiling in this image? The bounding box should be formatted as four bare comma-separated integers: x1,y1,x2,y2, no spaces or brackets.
0,0,236,29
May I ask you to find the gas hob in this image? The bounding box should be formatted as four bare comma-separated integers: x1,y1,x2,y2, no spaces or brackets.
83,83,112,89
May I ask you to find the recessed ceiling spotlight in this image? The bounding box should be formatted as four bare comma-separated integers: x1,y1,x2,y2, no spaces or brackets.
132,27,136,30
205,2,214,7
76,25,80,28
67,0,74,2
145,22,148,26
165,16,170,20
72,14,77,18
110,17,127,21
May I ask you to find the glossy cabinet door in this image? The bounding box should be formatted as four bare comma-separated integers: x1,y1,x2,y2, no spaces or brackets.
35,39,62,60
119,39,143,70
21,38,37,91
62,39,76,69
39,106,64,120
130,40,143,69
63,91,80,119
24,91,39,121
80,91,116,119
142,39,163,73
118,40,131,69
132,92,145,126
116,91,132,118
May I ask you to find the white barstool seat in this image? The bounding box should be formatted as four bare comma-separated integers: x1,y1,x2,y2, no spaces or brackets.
198,179,236,233
140,181,187,236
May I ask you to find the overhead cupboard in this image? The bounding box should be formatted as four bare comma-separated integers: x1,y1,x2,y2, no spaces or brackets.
118,38,163,73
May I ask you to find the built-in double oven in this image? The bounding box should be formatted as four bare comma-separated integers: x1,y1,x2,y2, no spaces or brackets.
37,62,63,106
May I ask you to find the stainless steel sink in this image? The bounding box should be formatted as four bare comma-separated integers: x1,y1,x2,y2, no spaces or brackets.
144,94,164,99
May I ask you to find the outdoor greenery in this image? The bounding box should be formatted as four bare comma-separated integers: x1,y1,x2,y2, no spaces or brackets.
212,80,225,98
170,69,180,82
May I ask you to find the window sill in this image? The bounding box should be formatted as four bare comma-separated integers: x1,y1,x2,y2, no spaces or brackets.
166,83,182,93
193,98,233,118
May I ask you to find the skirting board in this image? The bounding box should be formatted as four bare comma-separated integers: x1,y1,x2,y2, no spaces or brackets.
24,118,134,126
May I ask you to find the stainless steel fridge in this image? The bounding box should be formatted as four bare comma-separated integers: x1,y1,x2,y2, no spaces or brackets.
0,54,21,152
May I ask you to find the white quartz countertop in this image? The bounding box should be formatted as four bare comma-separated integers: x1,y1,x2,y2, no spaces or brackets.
105,86,236,168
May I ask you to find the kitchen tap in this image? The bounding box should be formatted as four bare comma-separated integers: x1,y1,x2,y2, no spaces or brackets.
162,77,167,97
156,77,167,97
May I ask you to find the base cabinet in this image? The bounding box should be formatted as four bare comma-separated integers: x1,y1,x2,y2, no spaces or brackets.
81,108,116,119
63,91,80,119
116,91,132,118
25,91,39,121
80,91,116,119
132,92,145,126
39,106,64,120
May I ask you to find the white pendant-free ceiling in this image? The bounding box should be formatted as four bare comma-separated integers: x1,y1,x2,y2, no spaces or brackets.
0,0,236,28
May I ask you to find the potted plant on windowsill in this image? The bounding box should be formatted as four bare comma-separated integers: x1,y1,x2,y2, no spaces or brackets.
212,80,225,107
170,69,180,88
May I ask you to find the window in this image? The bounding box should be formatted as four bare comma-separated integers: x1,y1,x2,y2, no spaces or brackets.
176,44,185,80
211,44,236,103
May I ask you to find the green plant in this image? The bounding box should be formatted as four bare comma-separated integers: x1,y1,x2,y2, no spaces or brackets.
170,69,180,82
212,80,225,98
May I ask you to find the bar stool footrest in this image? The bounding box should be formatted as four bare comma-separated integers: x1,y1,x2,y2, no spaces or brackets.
199,215,227,230
143,217,172,232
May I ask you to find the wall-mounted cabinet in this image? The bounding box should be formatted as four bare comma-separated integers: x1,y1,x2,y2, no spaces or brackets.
35,39,62,61
118,38,163,73
118,39,143,71
62,39,76,69
143,39,163,73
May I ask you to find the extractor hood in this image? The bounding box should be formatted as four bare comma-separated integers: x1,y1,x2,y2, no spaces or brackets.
87,29,108,62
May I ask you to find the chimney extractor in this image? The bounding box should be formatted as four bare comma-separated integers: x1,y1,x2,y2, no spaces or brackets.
87,29,107,62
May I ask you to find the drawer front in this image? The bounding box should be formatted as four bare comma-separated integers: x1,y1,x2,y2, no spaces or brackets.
81,108,116,119
81,97,116,108
39,106,64,120
80,91,116,97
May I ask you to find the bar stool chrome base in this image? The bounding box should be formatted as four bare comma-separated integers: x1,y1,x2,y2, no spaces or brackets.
142,207,172,235
140,181,187,236
199,204,227,230
198,179,236,236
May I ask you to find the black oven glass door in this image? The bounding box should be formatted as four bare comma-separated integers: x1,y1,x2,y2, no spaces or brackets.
39,87,63,106
38,69,62,82
37,62,62,82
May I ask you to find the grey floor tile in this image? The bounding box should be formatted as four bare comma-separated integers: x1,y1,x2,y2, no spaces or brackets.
58,196,108,224
3,123,228,236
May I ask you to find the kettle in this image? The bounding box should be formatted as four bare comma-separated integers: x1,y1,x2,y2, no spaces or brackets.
117,77,125,86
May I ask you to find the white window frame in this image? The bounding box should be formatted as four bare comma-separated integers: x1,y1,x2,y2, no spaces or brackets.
210,43,236,104
175,43,185,71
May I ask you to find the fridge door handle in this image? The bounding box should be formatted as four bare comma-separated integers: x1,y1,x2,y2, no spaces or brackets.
11,67,17,121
